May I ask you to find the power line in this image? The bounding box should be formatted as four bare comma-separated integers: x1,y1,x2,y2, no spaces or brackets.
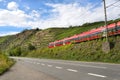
80,0,120,22
106,1,120,20
112,4,120,8
79,1,103,21
106,0,120,8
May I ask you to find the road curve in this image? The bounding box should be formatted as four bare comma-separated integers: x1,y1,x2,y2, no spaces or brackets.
1,57,120,80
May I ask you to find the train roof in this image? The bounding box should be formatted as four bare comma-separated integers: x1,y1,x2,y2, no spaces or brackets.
117,21,120,26
107,23,116,28
76,26,104,37
49,42,54,44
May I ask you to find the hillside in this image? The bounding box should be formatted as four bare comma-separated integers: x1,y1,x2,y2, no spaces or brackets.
0,18,120,63
0,21,106,51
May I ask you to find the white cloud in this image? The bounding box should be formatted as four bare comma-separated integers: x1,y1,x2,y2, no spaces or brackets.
0,0,120,30
0,9,31,27
7,1,19,10
0,31,19,36
40,0,120,28
0,2,41,28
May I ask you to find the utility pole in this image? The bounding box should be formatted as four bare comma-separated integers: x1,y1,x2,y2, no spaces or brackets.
103,0,109,42
102,0,110,53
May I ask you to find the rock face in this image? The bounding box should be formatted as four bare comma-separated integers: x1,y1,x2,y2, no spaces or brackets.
102,41,110,53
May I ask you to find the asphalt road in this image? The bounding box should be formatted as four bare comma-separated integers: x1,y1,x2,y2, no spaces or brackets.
1,57,120,80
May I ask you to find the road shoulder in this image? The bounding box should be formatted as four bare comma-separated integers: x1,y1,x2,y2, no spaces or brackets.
0,61,58,80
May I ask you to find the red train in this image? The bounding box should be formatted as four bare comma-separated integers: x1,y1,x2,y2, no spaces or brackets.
48,21,120,48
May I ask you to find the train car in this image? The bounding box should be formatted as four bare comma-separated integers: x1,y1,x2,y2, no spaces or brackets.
48,40,63,48
62,37,73,45
48,42,55,48
55,40,64,46
105,21,120,36
48,21,120,48
73,26,104,43
117,21,120,26
106,23,116,36
73,31,91,43
116,21,120,34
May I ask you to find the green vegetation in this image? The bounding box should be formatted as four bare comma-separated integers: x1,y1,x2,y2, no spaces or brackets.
0,52,15,74
0,36,10,43
28,43,36,51
9,47,21,56
26,36,120,63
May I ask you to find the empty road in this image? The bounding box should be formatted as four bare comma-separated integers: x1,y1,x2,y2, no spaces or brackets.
1,57,120,80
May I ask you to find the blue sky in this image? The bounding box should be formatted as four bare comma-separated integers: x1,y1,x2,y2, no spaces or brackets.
0,0,120,36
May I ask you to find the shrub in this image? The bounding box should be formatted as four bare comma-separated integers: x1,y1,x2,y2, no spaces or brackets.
28,43,36,51
9,47,21,56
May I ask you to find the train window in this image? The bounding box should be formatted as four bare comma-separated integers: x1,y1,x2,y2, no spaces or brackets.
49,44,54,46
55,43,58,45
108,27,115,31
91,31,101,36
117,27,120,30
60,41,63,44
74,37,79,40
65,40,70,42
80,36,84,39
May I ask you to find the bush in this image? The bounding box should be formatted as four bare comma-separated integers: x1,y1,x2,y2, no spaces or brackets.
28,43,36,51
9,47,21,56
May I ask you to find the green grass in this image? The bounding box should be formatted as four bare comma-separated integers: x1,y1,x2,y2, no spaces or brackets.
0,36,10,43
0,53,15,75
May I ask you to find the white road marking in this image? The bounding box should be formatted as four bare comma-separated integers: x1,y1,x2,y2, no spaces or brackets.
36,61,107,69
55,66,63,69
48,65,52,67
88,73,107,78
67,69,78,72
41,63,45,66
14,58,108,69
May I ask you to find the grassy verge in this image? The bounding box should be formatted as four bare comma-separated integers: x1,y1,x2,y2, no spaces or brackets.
0,53,15,75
